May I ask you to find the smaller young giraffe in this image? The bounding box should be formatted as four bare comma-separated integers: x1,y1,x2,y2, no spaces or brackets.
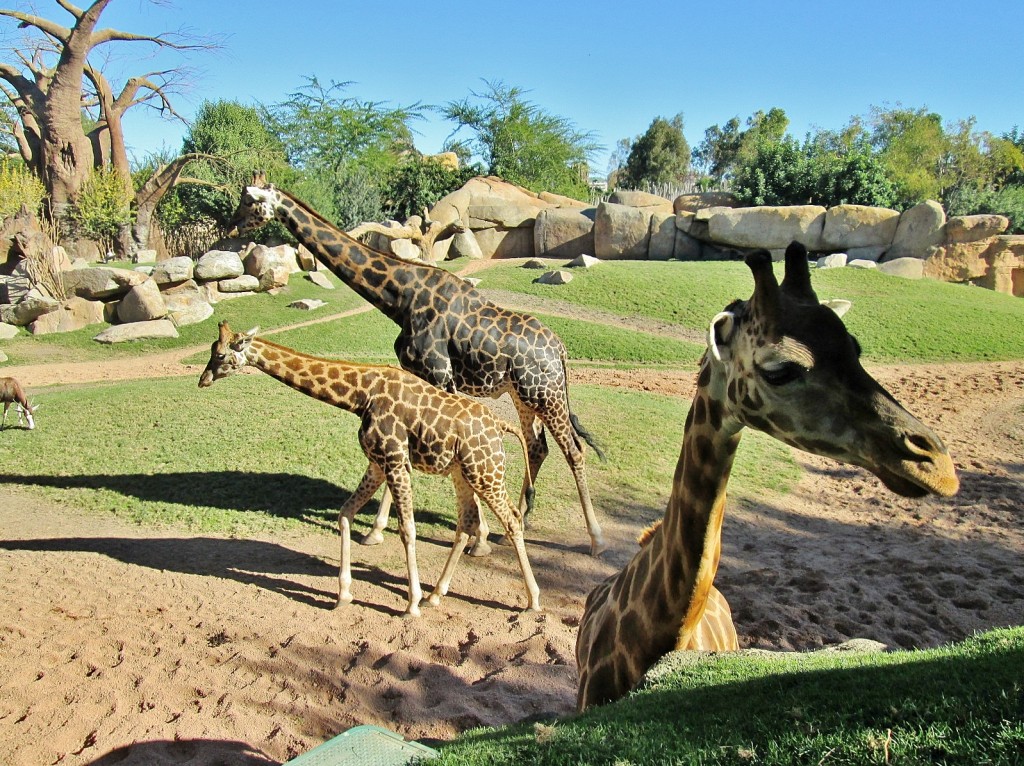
199,321,541,616
575,243,959,710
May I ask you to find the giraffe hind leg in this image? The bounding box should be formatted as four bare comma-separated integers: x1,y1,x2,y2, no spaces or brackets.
426,470,479,607
337,463,386,608
475,478,541,612
359,486,392,546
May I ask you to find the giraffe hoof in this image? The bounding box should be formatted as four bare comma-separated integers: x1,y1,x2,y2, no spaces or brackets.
467,539,492,557
402,606,422,619
359,531,384,546
334,596,353,610
589,538,609,557
426,593,442,607
495,534,514,547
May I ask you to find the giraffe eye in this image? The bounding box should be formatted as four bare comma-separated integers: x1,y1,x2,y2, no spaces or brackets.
758,362,804,386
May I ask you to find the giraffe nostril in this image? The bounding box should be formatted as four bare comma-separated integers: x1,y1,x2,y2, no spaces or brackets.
904,432,937,459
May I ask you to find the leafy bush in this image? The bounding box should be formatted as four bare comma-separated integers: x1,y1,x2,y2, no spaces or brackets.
952,184,1024,233
382,155,478,221
0,160,46,219
69,168,133,252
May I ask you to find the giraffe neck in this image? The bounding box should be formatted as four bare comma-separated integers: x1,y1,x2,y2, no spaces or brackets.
246,338,369,413
618,358,742,665
273,194,447,324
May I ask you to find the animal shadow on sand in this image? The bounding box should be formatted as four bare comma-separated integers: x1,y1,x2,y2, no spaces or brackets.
0,470,501,612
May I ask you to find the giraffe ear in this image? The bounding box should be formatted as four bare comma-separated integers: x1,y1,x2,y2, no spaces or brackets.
821,298,852,318
707,310,736,363
244,326,259,339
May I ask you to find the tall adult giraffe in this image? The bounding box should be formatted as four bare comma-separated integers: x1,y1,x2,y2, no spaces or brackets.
228,173,607,556
575,243,960,710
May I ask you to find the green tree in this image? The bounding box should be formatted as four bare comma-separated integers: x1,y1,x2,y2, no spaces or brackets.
442,80,598,200
262,77,423,227
618,113,690,190
382,156,478,222
692,108,788,185
870,106,947,206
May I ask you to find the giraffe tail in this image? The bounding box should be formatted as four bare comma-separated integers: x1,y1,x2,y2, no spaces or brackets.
558,345,607,463
499,418,535,517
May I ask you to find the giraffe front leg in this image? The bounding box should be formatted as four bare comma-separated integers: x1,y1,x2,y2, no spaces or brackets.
336,463,386,609
386,469,422,617
464,492,491,557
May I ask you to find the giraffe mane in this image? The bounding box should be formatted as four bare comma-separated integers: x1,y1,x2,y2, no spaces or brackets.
637,519,662,547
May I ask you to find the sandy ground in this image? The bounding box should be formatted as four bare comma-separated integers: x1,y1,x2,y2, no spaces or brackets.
1,304,1022,765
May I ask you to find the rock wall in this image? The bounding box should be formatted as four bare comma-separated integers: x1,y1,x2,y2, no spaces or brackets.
427,178,1022,297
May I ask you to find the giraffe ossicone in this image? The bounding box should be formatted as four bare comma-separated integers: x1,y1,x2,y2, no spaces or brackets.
228,172,609,557
575,242,959,710
199,321,541,617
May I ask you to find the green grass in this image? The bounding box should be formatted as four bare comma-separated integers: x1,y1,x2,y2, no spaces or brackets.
433,627,1024,765
474,260,1024,363
0,377,796,538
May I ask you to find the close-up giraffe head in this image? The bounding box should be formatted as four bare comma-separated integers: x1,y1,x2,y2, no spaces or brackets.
198,321,259,388
707,242,958,499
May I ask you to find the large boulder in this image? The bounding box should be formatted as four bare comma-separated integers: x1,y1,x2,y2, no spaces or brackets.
219,274,261,293
944,214,1009,244
94,319,179,344
533,207,596,259
707,205,827,250
648,212,677,261
923,243,991,283
877,257,925,279
447,229,485,260
0,322,17,339
163,288,214,327
28,296,105,335
1,294,60,326
61,265,147,300
673,191,740,214
886,200,946,260
821,205,900,249
976,235,1024,296
117,279,167,323
151,256,194,286
466,198,542,229
594,201,652,259
195,250,244,281
243,243,301,279
473,227,535,259
608,190,673,213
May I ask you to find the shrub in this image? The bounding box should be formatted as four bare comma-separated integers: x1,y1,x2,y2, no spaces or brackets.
382,156,478,221
70,168,134,253
0,160,46,219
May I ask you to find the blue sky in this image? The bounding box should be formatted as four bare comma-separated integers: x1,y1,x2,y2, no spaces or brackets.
66,0,1024,175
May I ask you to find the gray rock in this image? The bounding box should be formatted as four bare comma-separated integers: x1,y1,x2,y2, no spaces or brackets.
2,295,60,326
534,207,596,259
847,259,878,269
219,275,261,293
0,322,18,339
0,349,7,363
164,290,214,327
816,253,848,269
94,319,179,344
821,204,900,249
61,266,147,300
845,246,886,262
522,259,547,269
390,239,423,262
594,201,652,260
648,212,677,261
287,298,326,311
152,256,194,286
135,249,158,263
449,229,485,260
195,250,244,281
887,200,945,260
117,279,167,323
534,270,573,285
29,296,106,335
566,254,601,268
306,271,335,290
707,205,826,250
877,257,924,279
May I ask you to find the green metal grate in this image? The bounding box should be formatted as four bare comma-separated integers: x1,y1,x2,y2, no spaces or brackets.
283,724,438,766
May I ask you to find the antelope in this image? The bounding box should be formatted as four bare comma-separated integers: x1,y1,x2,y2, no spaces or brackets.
1,377,37,430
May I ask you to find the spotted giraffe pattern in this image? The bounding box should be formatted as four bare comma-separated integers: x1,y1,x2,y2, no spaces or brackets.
228,173,607,556
199,321,541,616
575,243,960,710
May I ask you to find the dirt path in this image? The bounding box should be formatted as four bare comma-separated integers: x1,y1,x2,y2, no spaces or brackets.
1,279,1023,766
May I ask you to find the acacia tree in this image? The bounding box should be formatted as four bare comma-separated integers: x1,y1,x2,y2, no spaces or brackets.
0,0,216,252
